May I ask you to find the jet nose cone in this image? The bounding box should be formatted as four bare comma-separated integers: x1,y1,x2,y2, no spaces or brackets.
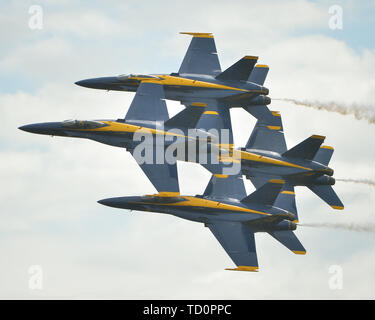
18,122,62,135
98,197,124,208
75,77,119,90
18,124,36,133
98,196,141,209
18,123,46,134
74,79,89,87
97,198,112,206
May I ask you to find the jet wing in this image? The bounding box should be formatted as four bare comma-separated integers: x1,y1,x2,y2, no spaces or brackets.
206,221,259,271
246,175,272,189
181,98,236,175
124,82,169,125
245,111,287,154
178,32,221,76
203,174,247,201
129,148,180,194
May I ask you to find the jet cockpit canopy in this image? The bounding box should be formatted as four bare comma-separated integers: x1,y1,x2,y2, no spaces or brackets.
62,120,106,129
117,74,161,81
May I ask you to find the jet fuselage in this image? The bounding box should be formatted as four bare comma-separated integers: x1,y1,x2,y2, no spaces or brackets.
19,120,335,189
18,119,209,150
75,73,270,106
239,148,335,187
98,193,297,233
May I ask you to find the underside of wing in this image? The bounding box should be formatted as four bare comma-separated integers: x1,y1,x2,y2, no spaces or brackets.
203,174,247,201
124,82,169,125
178,32,221,76
206,221,259,271
130,148,179,194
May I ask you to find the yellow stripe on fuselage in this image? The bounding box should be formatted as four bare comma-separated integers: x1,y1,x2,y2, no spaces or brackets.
221,149,312,171
128,75,249,93
219,149,311,170
73,121,187,138
74,122,310,172
138,196,271,216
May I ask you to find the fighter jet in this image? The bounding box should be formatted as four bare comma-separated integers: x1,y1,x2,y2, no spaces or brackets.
98,174,306,271
19,82,210,194
75,32,275,145
223,111,344,211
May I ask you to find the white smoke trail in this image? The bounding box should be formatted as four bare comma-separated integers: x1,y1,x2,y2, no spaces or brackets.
299,222,375,233
336,178,375,187
275,98,375,125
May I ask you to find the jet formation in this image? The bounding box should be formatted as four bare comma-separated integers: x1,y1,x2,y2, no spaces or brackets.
19,32,344,272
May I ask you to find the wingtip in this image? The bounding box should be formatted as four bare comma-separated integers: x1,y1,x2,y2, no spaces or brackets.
292,250,307,255
225,266,259,272
331,205,344,210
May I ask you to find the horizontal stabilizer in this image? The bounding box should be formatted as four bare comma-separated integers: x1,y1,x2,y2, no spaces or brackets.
243,105,276,124
282,135,325,160
245,111,287,154
179,32,221,76
273,183,298,222
164,102,206,129
203,174,246,201
241,179,284,206
313,145,334,166
215,56,258,81
206,221,259,271
308,185,344,210
268,230,306,254
248,64,269,85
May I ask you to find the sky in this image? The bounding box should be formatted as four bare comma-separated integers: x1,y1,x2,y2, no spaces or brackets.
1,0,375,299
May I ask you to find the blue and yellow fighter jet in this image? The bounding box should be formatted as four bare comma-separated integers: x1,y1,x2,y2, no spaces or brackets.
19,82,210,194
75,32,275,145
222,111,344,211
98,174,306,271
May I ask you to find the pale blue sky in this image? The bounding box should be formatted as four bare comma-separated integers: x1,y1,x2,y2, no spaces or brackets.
1,0,375,299
1,1,374,94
